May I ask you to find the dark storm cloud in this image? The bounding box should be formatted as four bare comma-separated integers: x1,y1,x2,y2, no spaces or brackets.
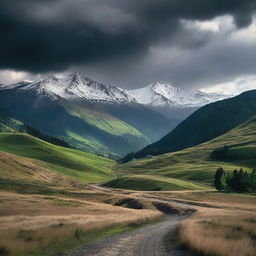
0,0,256,76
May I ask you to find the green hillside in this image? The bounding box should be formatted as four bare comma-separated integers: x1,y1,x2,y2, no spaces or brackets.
132,90,256,159
62,102,150,156
0,133,115,182
104,175,210,191
116,117,256,186
0,88,173,157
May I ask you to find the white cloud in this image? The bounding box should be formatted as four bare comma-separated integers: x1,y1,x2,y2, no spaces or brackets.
0,70,33,85
201,76,256,95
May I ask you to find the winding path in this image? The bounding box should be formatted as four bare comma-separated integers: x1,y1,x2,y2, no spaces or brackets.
66,215,190,256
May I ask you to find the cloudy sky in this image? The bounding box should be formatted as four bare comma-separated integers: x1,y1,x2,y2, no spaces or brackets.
1,0,256,93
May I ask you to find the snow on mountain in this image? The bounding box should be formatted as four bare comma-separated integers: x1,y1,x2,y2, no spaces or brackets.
128,82,230,108
7,73,135,103
2,73,230,107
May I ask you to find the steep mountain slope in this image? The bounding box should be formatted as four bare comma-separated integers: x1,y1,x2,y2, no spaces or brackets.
0,133,114,182
128,82,230,120
0,106,22,132
115,116,256,187
0,74,173,156
132,90,256,159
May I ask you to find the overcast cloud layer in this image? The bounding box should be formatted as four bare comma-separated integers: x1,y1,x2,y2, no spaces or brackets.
0,0,256,89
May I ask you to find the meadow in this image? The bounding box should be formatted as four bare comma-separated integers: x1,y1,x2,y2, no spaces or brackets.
0,133,115,183
114,117,256,190
104,175,211,191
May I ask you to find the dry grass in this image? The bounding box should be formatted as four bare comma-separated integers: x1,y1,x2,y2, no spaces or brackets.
175,192,256,256
0,151,84,187
120,189,256,256
0,191,162,256
180,212,256,256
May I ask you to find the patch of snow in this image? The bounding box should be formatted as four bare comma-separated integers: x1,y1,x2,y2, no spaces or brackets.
128,82,230,108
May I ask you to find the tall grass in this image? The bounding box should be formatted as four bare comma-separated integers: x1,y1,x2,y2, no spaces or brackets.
179,214,256,256
0,191,163,256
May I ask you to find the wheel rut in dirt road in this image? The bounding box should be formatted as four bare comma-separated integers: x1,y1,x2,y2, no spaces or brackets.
66,215,191,256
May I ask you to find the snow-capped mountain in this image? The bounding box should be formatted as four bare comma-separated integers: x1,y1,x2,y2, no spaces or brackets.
128,82,230,108
6,73,135,103
0,73,233,156
2,73,230,107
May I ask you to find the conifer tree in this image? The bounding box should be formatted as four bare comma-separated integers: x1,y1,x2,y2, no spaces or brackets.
214,168,226,191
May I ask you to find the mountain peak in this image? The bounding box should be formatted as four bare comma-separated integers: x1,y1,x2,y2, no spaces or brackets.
1,74,230,107
129,82,230,108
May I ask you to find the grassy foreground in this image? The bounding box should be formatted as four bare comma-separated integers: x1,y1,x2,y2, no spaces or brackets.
0,133,115,183
177,192,256,256
0,189,163,256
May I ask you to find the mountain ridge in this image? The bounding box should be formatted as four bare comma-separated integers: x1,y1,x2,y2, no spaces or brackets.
0,72,232,157
130,90,256,160
129,82,230,108
1,72,230,108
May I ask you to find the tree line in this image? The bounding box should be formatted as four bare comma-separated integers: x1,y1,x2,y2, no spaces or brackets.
214,167,256,193
23,125,71,148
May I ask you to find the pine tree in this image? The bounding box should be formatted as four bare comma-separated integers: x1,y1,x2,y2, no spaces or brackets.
214,168,226,191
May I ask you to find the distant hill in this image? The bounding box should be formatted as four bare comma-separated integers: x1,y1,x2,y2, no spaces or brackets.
116,116,256,187
132,90,256,159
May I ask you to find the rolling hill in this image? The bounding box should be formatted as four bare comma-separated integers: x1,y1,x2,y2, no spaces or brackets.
114,116,256,189
131,90,256,159
0,133,115,183
104,175,210,191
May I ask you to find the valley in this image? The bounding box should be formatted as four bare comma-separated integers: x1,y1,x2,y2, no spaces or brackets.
1,1,256,256
0,79,255,256
0,73,229,157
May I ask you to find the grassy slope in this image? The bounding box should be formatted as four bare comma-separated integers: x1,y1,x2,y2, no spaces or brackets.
63,103,150,155
65,103,148,138
134,90,256,159
104,175,210,191
116,117,256,186
0,133,115,182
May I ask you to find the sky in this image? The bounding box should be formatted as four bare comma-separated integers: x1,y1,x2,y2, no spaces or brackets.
0,0,256,93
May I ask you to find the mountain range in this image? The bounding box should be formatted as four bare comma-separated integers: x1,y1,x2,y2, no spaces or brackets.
0,72,230,156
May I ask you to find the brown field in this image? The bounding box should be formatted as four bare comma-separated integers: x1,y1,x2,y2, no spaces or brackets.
0,182,255,256
179,209,256,256
0,151,256,256
115,189,256,256
0,190,163,256
0,151,83,187
175,193,256,256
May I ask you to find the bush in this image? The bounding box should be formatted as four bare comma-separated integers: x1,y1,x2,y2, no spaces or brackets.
0,247,8,256
74,229,83,240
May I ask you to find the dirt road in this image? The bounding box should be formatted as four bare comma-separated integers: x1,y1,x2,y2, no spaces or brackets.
66,215,190,256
